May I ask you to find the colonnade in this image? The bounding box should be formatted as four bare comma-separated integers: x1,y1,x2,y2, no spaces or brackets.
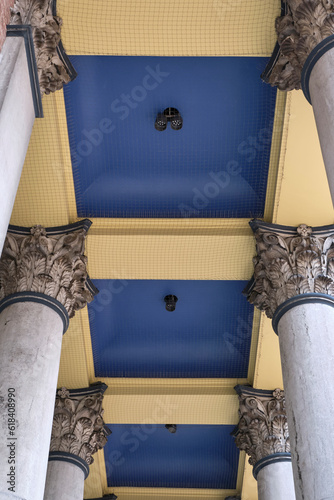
231,1,334,497
237,221,334,500
2,1,334,500
0,220,111,500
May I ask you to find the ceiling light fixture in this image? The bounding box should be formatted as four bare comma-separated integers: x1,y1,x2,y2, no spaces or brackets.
164,295,178,312
155,107,183,131
165,424,177,433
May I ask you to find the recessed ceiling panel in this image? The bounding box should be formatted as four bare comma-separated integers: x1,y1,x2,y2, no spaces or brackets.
64,56,277,218
88,279,253,378
104,424,239,489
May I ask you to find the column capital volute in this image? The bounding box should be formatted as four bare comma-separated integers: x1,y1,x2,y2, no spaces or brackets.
245,219,334,319
233,385,290,473
49,383,111,478
265,0,334,93
0,219,98,324
10,0,76,94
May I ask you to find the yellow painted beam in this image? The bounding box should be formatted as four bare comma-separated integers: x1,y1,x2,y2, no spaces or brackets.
84,456,103,499
86,219,255,280
101,378,247,393
100,392,239,426
275,90,334,226
57,311,90,388
241,461,258,500
58,0,280,57
101,488,238,500
10,91,77,228
253,315,283,391
264,91,288,222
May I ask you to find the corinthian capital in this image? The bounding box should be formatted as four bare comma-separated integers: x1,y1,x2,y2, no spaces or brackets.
10,0,75,94
49,384,110,475
0,219,97,319
234,386,290,467
245,220,334,318
267,0,334,90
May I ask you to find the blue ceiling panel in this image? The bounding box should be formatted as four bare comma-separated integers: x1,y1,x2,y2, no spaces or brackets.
104,424,239,489
88,279,253,378
64,56,277,218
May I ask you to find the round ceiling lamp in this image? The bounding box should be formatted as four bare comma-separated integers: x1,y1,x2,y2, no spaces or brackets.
155,107,183,131
164,295,178,312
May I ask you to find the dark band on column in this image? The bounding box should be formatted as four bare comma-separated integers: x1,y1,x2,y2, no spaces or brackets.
48,451,89,478
253,453,292,480
7,218,92,236
0,292,69,334
272,293,334,334
302,34,334,104
6,24,43,118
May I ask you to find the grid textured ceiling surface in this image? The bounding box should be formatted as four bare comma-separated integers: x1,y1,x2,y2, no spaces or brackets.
8,1,303,499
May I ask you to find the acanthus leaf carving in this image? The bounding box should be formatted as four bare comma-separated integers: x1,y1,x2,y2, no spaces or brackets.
0,222,95,318
10,0,72,94
268,0,334,91
50,385,110,466
234,387,289,466
246,221,334,318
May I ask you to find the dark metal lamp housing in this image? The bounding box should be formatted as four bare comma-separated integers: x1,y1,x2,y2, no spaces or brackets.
165,424,177,433
155,107,183,131
164,295,178,312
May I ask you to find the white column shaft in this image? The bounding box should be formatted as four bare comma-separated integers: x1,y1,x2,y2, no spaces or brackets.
0,302,63,500
44,461,84,500
0,36,35,253
257,461,295,500
277,302,334,500
0,494,25,500
309,49,334,204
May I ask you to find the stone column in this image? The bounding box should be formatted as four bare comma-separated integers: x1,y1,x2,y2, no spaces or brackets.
265,0,334,204
234,385,295,500
0,0,75,255
0,36,35,254
0,220,97,500
245,219,334,500
44,385,110,500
